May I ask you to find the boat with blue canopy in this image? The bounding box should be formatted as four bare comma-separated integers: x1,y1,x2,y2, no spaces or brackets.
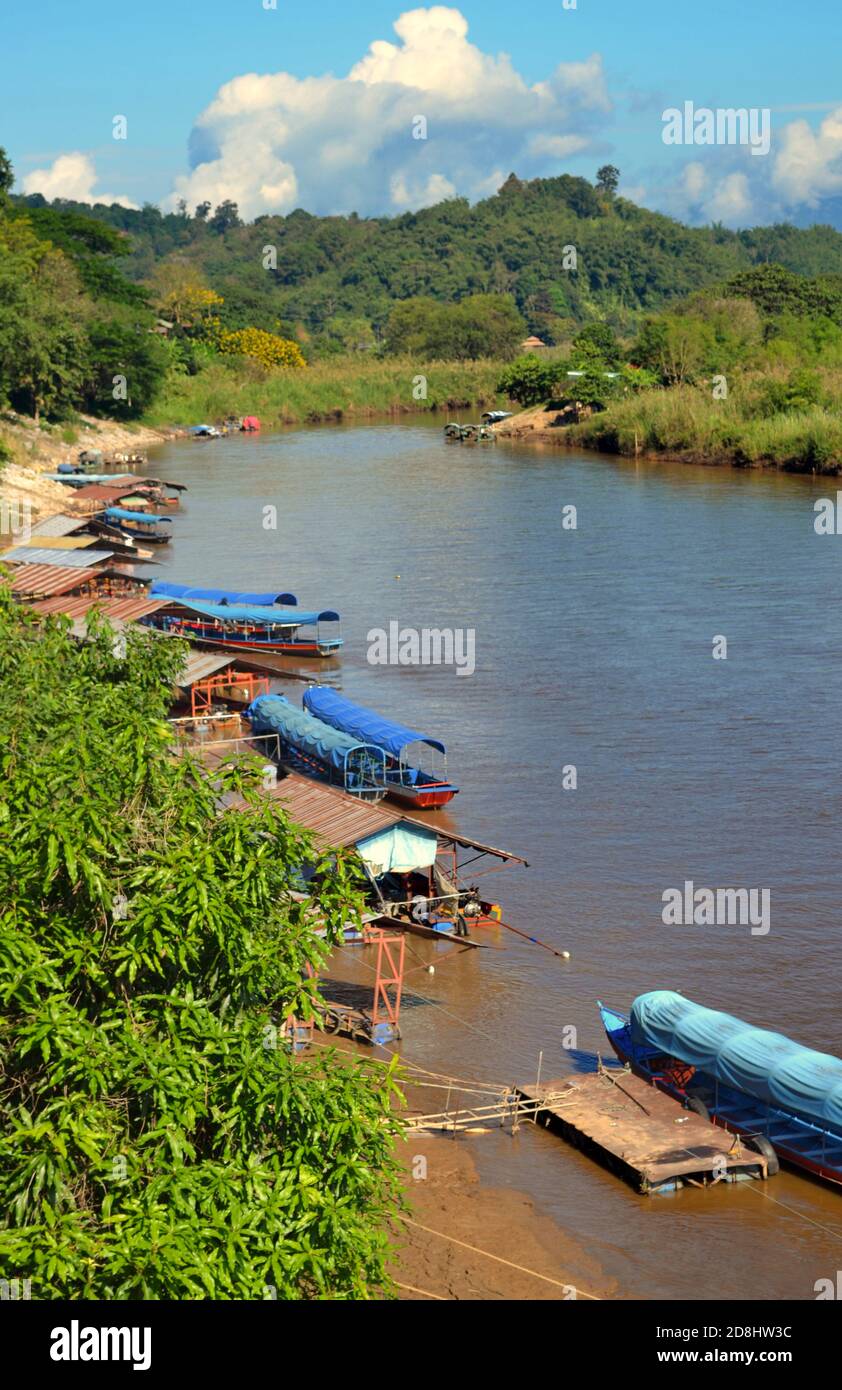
142,599,343,656
100,507,173,544
302,686,459,808
246,695,386,799
150,580,297,607
599,991,842,1185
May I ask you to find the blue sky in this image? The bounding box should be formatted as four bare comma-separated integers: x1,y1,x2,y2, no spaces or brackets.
3,1,842,225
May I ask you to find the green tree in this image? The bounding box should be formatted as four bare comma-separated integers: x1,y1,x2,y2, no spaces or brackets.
0,597,404,1299
82,310,170,417
497,354,560,405
208,200,242,235
571,322,622,367
0,146,14,197
0,216,90,420
595,165,620,196
384,294,525,359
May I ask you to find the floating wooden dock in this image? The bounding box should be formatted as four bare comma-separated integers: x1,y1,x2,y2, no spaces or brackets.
517,1070,770,1194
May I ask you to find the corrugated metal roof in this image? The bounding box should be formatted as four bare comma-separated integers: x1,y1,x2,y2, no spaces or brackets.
262,773,400,847
29,514,89,539
2,565,92,597
71,484,151,504
264,774,527,861
179,651,238,686
19,535,98,550
28,594,167,621
0,547,114,568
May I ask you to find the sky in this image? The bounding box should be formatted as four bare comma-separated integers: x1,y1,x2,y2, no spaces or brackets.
3,1,842,228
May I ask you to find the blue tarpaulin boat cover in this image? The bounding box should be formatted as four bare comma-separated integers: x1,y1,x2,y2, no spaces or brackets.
169,599,338,626
631,991,842,1133
247,695,379,774
150,580,297,607
303,686,446,758
105,507,171,525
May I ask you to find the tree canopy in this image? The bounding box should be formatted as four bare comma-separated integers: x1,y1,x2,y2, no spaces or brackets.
0,596,404,1298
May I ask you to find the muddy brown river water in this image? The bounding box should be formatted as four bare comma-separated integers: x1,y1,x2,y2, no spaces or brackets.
148,417,842,1300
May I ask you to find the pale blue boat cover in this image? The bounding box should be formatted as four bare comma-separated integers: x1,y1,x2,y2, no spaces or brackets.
247,695,379,773
303,686,445,757
631,991,842,1133
105,507,171,525
150,580,297,607
168,599,339,626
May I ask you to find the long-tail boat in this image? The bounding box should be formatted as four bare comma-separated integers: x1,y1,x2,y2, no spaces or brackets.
246,695,385,799
141,599,343,656
302,686,458,808
97,507,173,545
600,991,842,1186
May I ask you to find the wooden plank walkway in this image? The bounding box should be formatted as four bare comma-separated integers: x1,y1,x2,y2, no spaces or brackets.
517,1070,769,1194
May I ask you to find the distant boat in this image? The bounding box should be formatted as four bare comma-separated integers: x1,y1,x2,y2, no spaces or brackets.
97,507,173,545
600,991,842,1186
142,599,343,656
303,686,459,809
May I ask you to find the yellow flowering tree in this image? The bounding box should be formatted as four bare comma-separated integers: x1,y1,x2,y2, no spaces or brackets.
215,325,306,370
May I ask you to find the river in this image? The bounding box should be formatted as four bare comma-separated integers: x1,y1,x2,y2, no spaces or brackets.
148,417,842,1301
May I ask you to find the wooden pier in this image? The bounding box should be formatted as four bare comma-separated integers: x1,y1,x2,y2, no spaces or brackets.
517,1069,771,1194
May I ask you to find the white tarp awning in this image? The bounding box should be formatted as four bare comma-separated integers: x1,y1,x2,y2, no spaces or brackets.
356,823,438,876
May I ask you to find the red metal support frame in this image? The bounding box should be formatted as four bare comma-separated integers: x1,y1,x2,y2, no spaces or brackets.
370,928,405,1035
191,671,269,717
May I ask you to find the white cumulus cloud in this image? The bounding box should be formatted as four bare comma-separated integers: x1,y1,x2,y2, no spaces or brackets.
169,5,612,218
21,153,138,209
772,106,842,206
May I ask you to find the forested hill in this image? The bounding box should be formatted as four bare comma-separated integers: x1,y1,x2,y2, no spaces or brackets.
14,171,842,344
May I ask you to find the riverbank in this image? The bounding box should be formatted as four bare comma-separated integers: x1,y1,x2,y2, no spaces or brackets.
0,412,181,525
391,1135,610,1301
142,356,507,428
494,387,842,474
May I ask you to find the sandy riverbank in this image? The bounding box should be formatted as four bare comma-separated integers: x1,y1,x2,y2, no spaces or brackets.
0,413,181,527
391,1134,612,1302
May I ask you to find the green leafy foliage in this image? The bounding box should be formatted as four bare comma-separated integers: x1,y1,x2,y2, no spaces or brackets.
82,311,169,418
18,171,842,354
0,597,404,1298
384,293,526,359
496,354,561,406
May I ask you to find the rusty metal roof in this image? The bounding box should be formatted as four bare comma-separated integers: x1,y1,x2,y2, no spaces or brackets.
2,564,93,598
70,484,151,505
0,546,114,568
261,773,400,847
260,773,527,862
28,594,167,621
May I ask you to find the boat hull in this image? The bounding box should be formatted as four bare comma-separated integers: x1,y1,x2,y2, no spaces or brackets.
142,616,342,657
385,782,458,809
600,1004,842,1188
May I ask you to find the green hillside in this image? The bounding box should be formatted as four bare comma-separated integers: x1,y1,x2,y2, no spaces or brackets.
16,171,842,348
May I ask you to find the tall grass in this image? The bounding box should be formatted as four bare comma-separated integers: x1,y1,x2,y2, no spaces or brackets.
142,356,507,427
569,376,842,473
